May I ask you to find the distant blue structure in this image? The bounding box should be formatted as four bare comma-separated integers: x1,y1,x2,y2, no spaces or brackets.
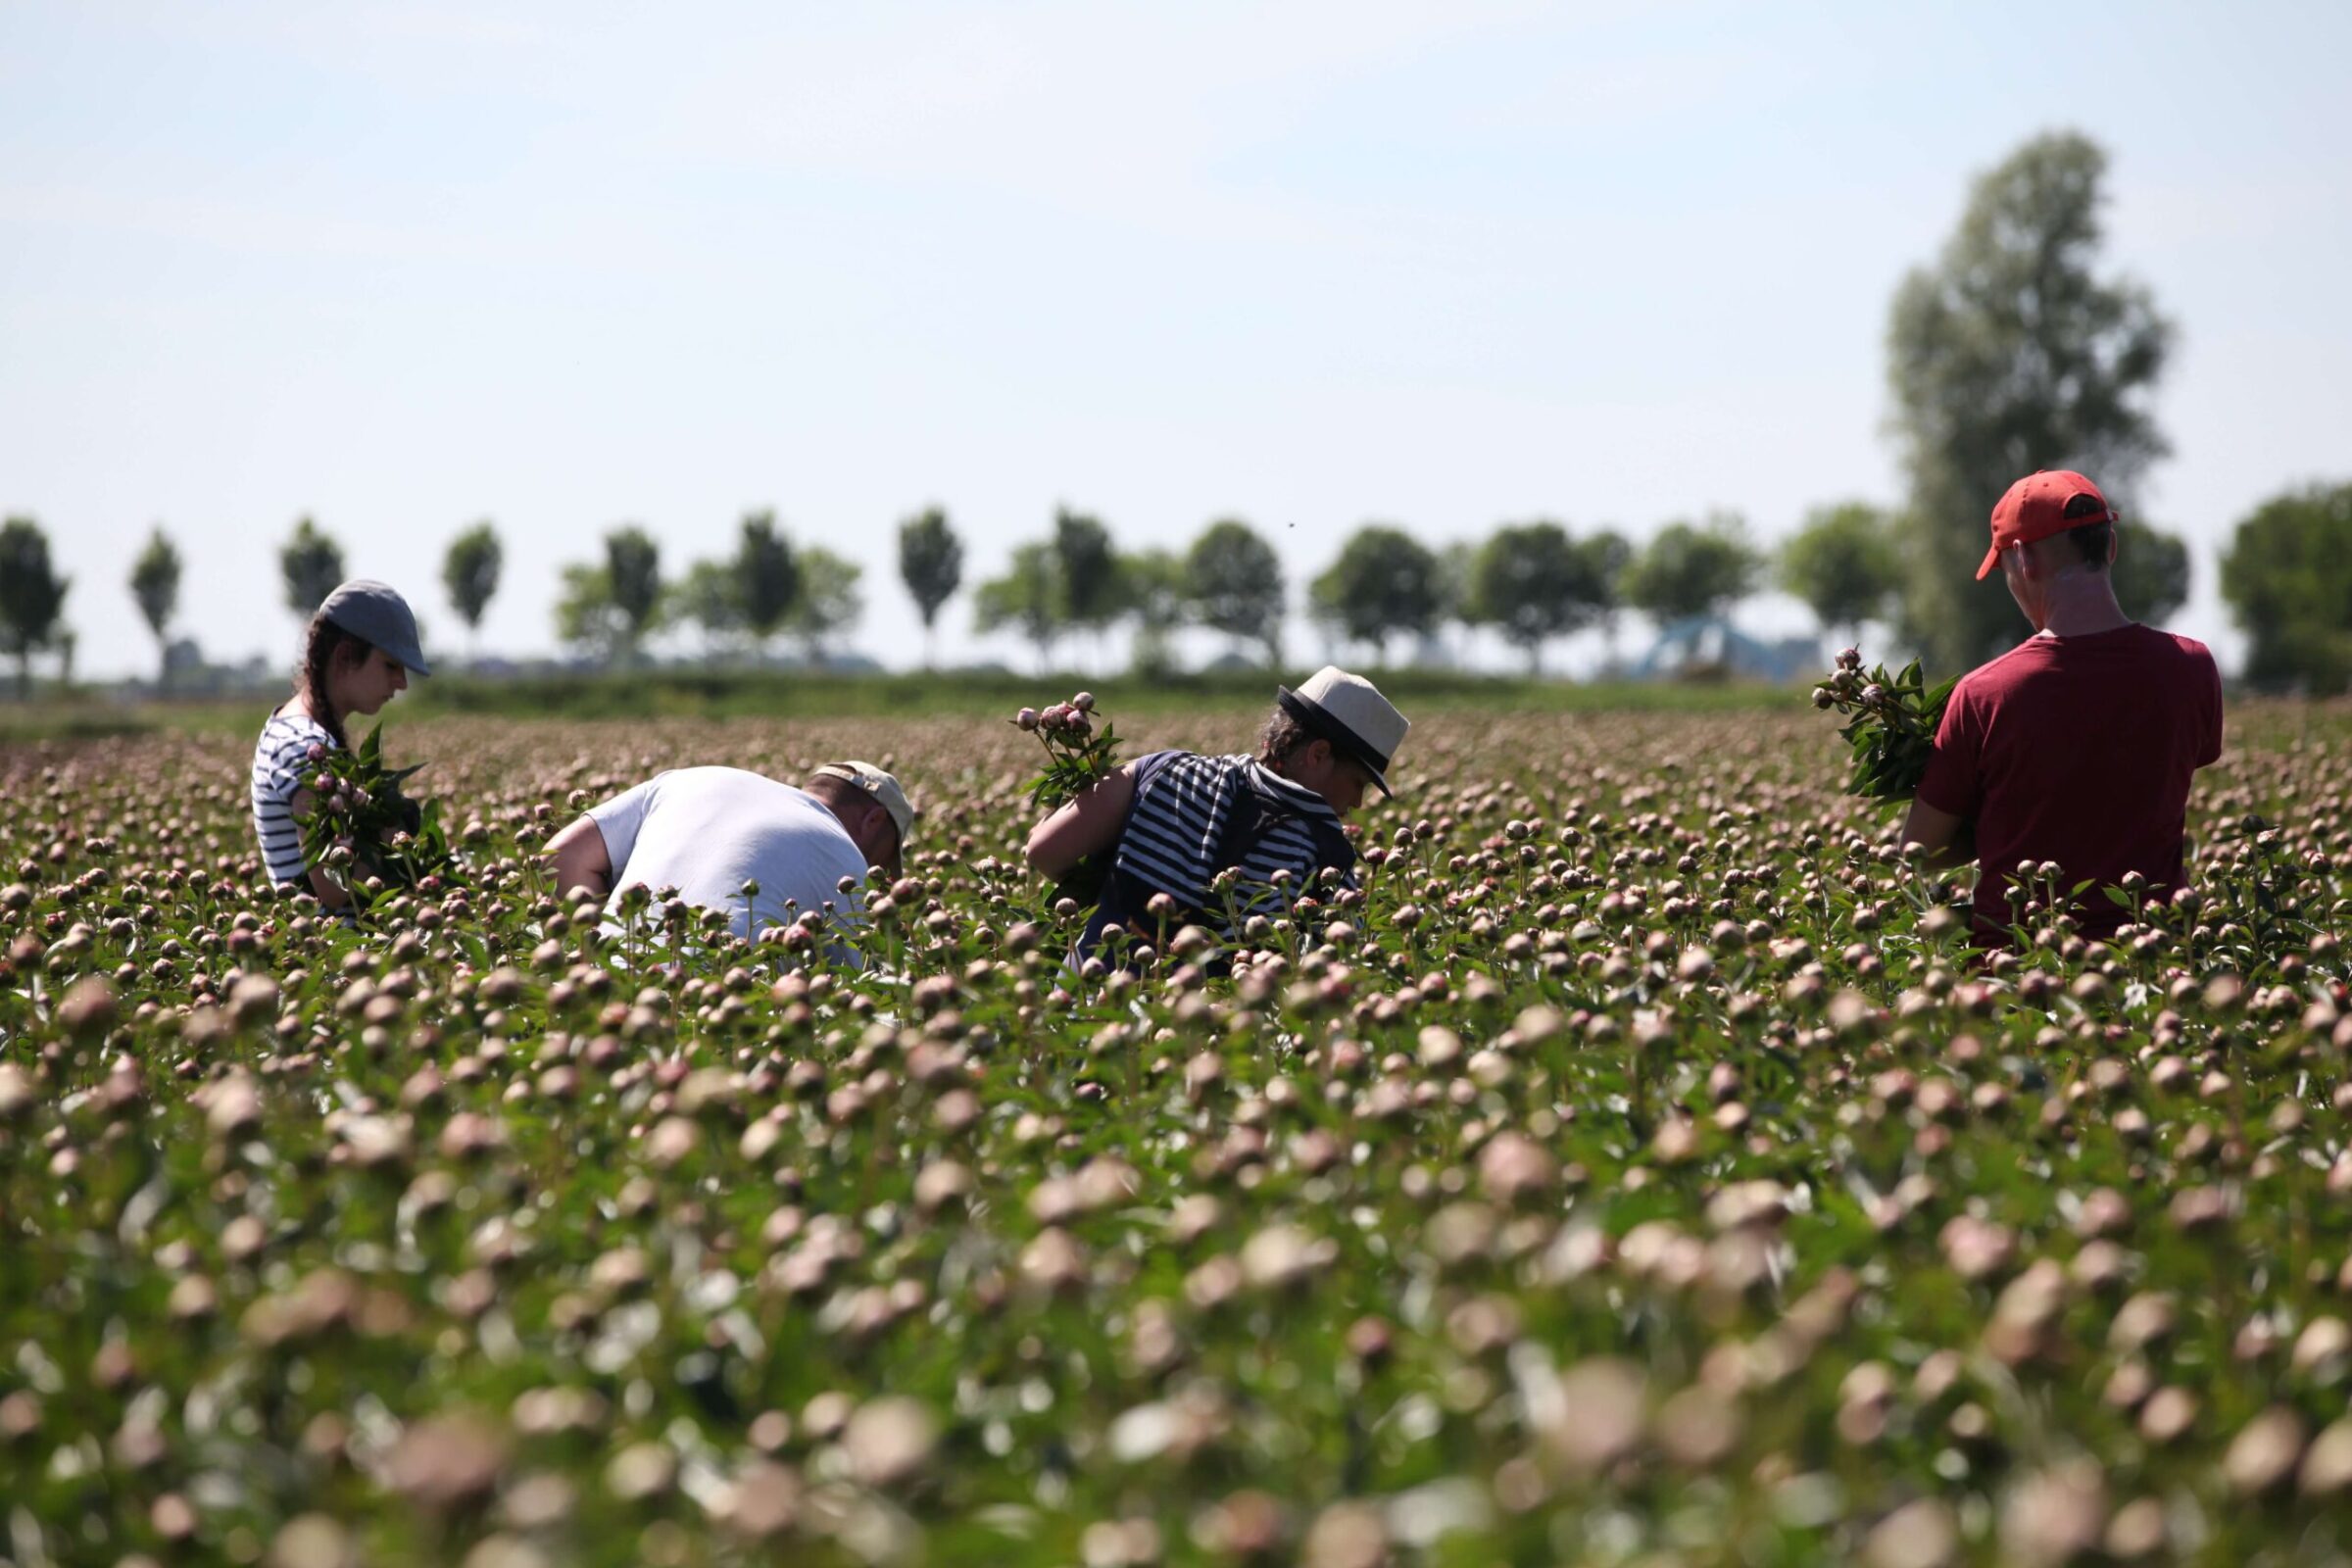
1633,615,1819,683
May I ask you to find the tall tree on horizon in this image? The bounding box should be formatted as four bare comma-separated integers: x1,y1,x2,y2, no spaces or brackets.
603,525,663,665
1052,506,1124,658
1463,518,1602,676
1777,502,1902,649
785,548,863,666
1121,549,1191,678
0,516,70,700
1888,129,2175,671
442,520,503,660
1309,525,1442,666
1623,513,1761,627
735,511,800,658
279,517,346,620
897,507,963,667
130,525,182,689
1577,528,1634,671
2220,481,2352,692
1185,518,1286,667
975,543,1064,674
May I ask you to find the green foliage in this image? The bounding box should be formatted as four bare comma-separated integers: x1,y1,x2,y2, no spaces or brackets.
441,520,504,639
975,542,1065,672
1778,502,1901,642
278,516,346,620
554,563,628,664
129,525,181,691
898,508,964,654
128,526,180,645
1120,550,1190,677
667,559,750,662
1185,518,1285,665
735,511,799,644
784,547,864,663
1577,528,1634,663
1812,653,1957,810
1309,524,1443,662
0,704,2345,1564
2111,517,2190,625
2221,480,2352,692
1012,691,1122,903
1053,507,1124,637
1623,513,1760,624
1464,518,1602,674
0,517,70,700
601,526,663,662
1888,131,2175,671
291,722,457,909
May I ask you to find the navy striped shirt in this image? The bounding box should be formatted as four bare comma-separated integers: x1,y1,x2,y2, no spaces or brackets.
251,709,334,886
1113,751,1352,920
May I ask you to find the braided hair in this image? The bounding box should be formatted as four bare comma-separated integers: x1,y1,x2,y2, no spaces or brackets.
1257,707,1310,766
296,612,371,750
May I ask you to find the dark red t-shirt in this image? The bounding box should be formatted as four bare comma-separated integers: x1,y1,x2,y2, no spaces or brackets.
1916,624,2223,939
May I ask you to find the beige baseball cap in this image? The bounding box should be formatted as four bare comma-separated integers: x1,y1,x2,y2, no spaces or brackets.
811,761,915,842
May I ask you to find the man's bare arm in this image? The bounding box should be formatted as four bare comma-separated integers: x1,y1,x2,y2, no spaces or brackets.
1897,795,1969,871
544,814,614,899
1025,762,1139,882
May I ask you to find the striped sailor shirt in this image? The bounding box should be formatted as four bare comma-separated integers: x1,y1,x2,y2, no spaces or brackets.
1111,750,1354,921
251,708,335,887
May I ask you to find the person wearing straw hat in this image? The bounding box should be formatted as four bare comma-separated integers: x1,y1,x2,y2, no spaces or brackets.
250,579,433,907
543,760,915,949
1026,665,1409,962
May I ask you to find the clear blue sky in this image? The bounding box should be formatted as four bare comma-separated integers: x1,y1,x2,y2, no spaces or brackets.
4,1,2347,680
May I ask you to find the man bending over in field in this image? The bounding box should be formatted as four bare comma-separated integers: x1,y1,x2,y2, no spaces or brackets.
543,762,913,952
1899,470,2223,944
1026,666,1408,962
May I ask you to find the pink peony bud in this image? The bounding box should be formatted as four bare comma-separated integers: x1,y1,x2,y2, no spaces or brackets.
1861,684,1886,706
1837,647,1862,670
1014,708,1040,732
1071,691,1096,713
307,743,327,761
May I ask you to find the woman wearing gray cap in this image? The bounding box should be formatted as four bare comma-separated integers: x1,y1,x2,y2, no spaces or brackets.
249,579,432,905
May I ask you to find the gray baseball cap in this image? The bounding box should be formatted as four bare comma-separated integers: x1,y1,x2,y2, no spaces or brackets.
318,579,432,676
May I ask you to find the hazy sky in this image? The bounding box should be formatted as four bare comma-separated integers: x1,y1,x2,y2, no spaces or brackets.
4,1,2348,682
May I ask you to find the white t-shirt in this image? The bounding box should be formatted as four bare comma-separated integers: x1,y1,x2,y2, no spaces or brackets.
588,767,872,944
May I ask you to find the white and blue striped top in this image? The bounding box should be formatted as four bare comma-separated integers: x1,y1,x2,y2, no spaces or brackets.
1113,751,1352,917
250,708,335,887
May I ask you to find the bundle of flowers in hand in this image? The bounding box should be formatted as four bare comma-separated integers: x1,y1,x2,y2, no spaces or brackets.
295,723,457,909
1014,691,1121,904
1812,647,1961,818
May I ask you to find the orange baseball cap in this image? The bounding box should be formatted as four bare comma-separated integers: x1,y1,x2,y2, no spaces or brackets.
1977,470,2114,580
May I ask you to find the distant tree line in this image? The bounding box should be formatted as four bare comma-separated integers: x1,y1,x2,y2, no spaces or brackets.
0,133,2343,695
0,475,2331,696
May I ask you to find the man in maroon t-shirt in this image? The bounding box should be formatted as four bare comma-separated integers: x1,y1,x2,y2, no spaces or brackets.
1900,469,2224,942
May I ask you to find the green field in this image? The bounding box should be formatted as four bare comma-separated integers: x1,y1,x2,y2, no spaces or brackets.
0,667,1806,744
1,699,2347,1565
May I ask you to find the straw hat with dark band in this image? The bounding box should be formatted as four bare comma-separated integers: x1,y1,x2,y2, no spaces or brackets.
1275,665,1410,796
